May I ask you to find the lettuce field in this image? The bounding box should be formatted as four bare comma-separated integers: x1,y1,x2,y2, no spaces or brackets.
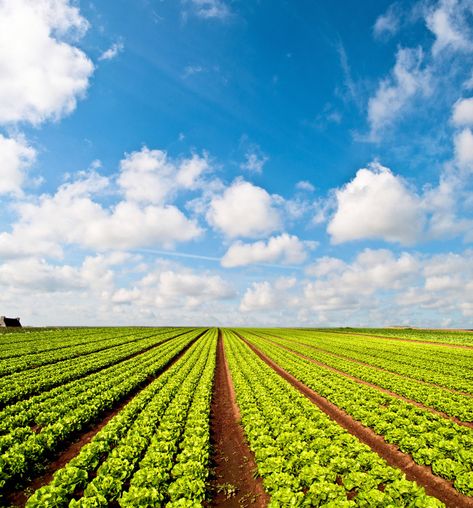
1,326,473,507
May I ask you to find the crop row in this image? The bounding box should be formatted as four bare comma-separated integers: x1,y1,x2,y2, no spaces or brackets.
0,330,202,496
0,328,112,355
0,328,194,406
255,331,473,423
25,329,217,507
0,327,182,377
224,330,441,507
339,328,473,346
240,331,473,497
271,329,473,394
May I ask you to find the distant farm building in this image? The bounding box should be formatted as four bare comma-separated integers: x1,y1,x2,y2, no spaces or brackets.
0,316,21,327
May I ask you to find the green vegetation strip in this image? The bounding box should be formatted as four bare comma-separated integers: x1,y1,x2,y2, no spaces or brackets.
225,330,443,507
0,329,203,497
265,329,473,395
25,329,217,507
255,330,473,423
239,330,473,498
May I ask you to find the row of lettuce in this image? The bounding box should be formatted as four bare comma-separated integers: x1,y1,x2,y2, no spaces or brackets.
262,329,473,395
0,329,196,406
0,328,204,499
253,330,473,422
25,329,217,507
2,327,471,506
224,330,443,507
239,330,473,499
329,328,473,346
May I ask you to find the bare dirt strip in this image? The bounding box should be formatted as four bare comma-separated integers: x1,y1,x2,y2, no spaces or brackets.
7,330,207,507
208,330,269,507
261,330,473,399
313,329,473,349
258,334,473,430
238,334,473,508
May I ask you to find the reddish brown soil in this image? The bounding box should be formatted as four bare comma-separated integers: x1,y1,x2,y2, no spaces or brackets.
260,335,473,429
321,329,473,349
6,331,206,507
208,330,269,507
239,335,473,508
262,330,473,398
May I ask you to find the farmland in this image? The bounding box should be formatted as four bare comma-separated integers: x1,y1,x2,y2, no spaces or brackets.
0,328,472,507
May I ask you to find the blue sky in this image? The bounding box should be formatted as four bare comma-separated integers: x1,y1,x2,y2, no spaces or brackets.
0,0,473,327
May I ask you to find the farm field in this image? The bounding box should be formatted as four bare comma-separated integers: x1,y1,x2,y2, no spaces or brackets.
0,328,473,507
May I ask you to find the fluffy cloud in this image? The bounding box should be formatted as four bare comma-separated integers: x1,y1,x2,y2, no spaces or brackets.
452,97,473,125
0,0,93,125
327,162,424,245
0,168,203,258
454,128,473,167
0,134,36,195
239,277,297,312
426,0,473,55
206,179,282,238
221,233,313,268
368,47,430,135
118,147,210,204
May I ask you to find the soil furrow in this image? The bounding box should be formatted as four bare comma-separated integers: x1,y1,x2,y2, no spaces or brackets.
208,330,269,507
238,334,473,508
6,330,207,507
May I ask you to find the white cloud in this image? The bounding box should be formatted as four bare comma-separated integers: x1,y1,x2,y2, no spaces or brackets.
99,42,124,61
454,128,473,167
240,277,298,313
296,180,315,192
221,233,313,268
303,249,420,316
368,47,430,135
118,147,210,204
426,0,473,55
240,148,268,174
186,0,230,19
327,162,425,245
0,134,36,195
206,179,282,238
373,4,401,39
0,169,203,258
452,97,473,125
0,0,94,125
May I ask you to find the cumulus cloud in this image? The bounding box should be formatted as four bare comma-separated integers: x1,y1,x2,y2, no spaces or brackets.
118,147,210,205
452,97,473,125
0,167,203,258
206,179,282,238
0,134,36,195
368,47,430,136
327,162,425,245
0,0,94,125
240,277,297,312
221,233,314,268
99,41,124,61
